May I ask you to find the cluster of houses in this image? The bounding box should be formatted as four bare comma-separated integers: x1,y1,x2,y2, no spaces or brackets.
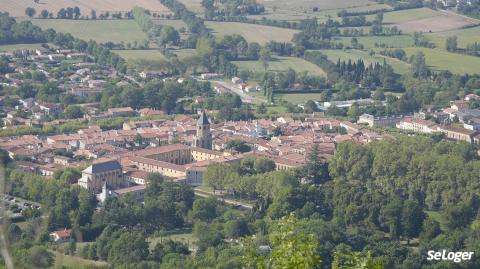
356,94,480,144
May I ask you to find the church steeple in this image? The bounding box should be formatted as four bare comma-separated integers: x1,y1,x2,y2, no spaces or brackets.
194,110,212,149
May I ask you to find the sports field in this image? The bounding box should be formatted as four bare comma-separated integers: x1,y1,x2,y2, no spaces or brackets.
0,0,170,17
320,49,411,74
403,47,480,75
233,56,327,76
115,50,167,61
205,22,298,44
29,19,148,44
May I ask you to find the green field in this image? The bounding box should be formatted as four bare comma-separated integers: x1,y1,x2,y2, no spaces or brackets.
53,251,107,268
153,19,187,30
173,48,197,59
233,56,326,76
426,26,480,49
0,43,45,51
29,19,148,44
334,35,414,48
403,47,480,75
178,0,204,14
320,49,411,74
205,22,299,44
115,49,167,61
276,93,324,104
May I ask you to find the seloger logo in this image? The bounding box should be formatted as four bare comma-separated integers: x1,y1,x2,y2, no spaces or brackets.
427,250,474,263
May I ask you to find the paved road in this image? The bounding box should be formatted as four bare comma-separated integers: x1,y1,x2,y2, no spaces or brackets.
194,189,253,209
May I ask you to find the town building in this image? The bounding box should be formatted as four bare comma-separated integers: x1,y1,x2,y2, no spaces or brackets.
77,159,124,193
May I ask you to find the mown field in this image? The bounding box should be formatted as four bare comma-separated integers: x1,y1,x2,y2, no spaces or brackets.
0,0,170,18
29,19,148,44
403,47,480,75
205,22,299,44
369,7,479,33
320,49,411,74
233,56,327,76
53,251,107,268
257,0,376,11
333,35,414,48
153,19,187,30
276,93,324,104
0,43,44,51
115,50,167,62
426,26,480,48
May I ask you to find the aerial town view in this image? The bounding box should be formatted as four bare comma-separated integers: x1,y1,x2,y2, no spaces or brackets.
0,0,480,268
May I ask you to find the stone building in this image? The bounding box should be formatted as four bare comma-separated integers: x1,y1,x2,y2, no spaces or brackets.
193,111,212,150
77,159,123,193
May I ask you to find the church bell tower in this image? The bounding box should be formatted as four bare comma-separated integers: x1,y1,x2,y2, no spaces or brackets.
194,110,212,149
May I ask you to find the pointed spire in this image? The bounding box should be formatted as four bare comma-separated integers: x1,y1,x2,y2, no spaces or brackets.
197,110,210,125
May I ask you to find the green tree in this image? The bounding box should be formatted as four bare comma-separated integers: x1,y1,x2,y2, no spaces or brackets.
243,214,320,269
332,251,383,269
25,7,36,18
26,246,54,268
445,36,458,52
64,105,84,119
401,200,425,243
253,158,276,174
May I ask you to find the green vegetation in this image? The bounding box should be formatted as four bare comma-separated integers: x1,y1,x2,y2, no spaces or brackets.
275,93,324,104
205,21,299,44
29,19,149,44
403,47,480,74
334,35,414,48
0,43,44,51
320,49,411,74
233,56,326,76
426,26,480,48
114,49,167,62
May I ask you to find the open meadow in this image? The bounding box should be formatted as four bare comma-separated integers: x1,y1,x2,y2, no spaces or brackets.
426,26,480,48
205,22,298,44
233,56,327,76
114,50,167,62
333,35,414,49
403,47,480,75
373,8,479,33
0,43,44,52
29,19,148,44
0,0,170,18
320,49,411,74
276,93,324,104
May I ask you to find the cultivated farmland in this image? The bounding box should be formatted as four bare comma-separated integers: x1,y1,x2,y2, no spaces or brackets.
205,22,299,44
29,19,148,44
0,0,170,17
379,8,479,33
426,26,480,48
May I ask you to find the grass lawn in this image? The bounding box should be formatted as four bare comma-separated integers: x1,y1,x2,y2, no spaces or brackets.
53,251,107,268
205,22,299,44
29,19,148,44
334,35,414,48
233,56,327,76
276,93,324,104
426,26,480,49
178,0,204,14
425,210,447,231
403,47,480,75
257,0,376,11
173,48,197,60
0,43,45,51
320,49,411,74
153,19,188,30
114,49,167,62
148,230,197,250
